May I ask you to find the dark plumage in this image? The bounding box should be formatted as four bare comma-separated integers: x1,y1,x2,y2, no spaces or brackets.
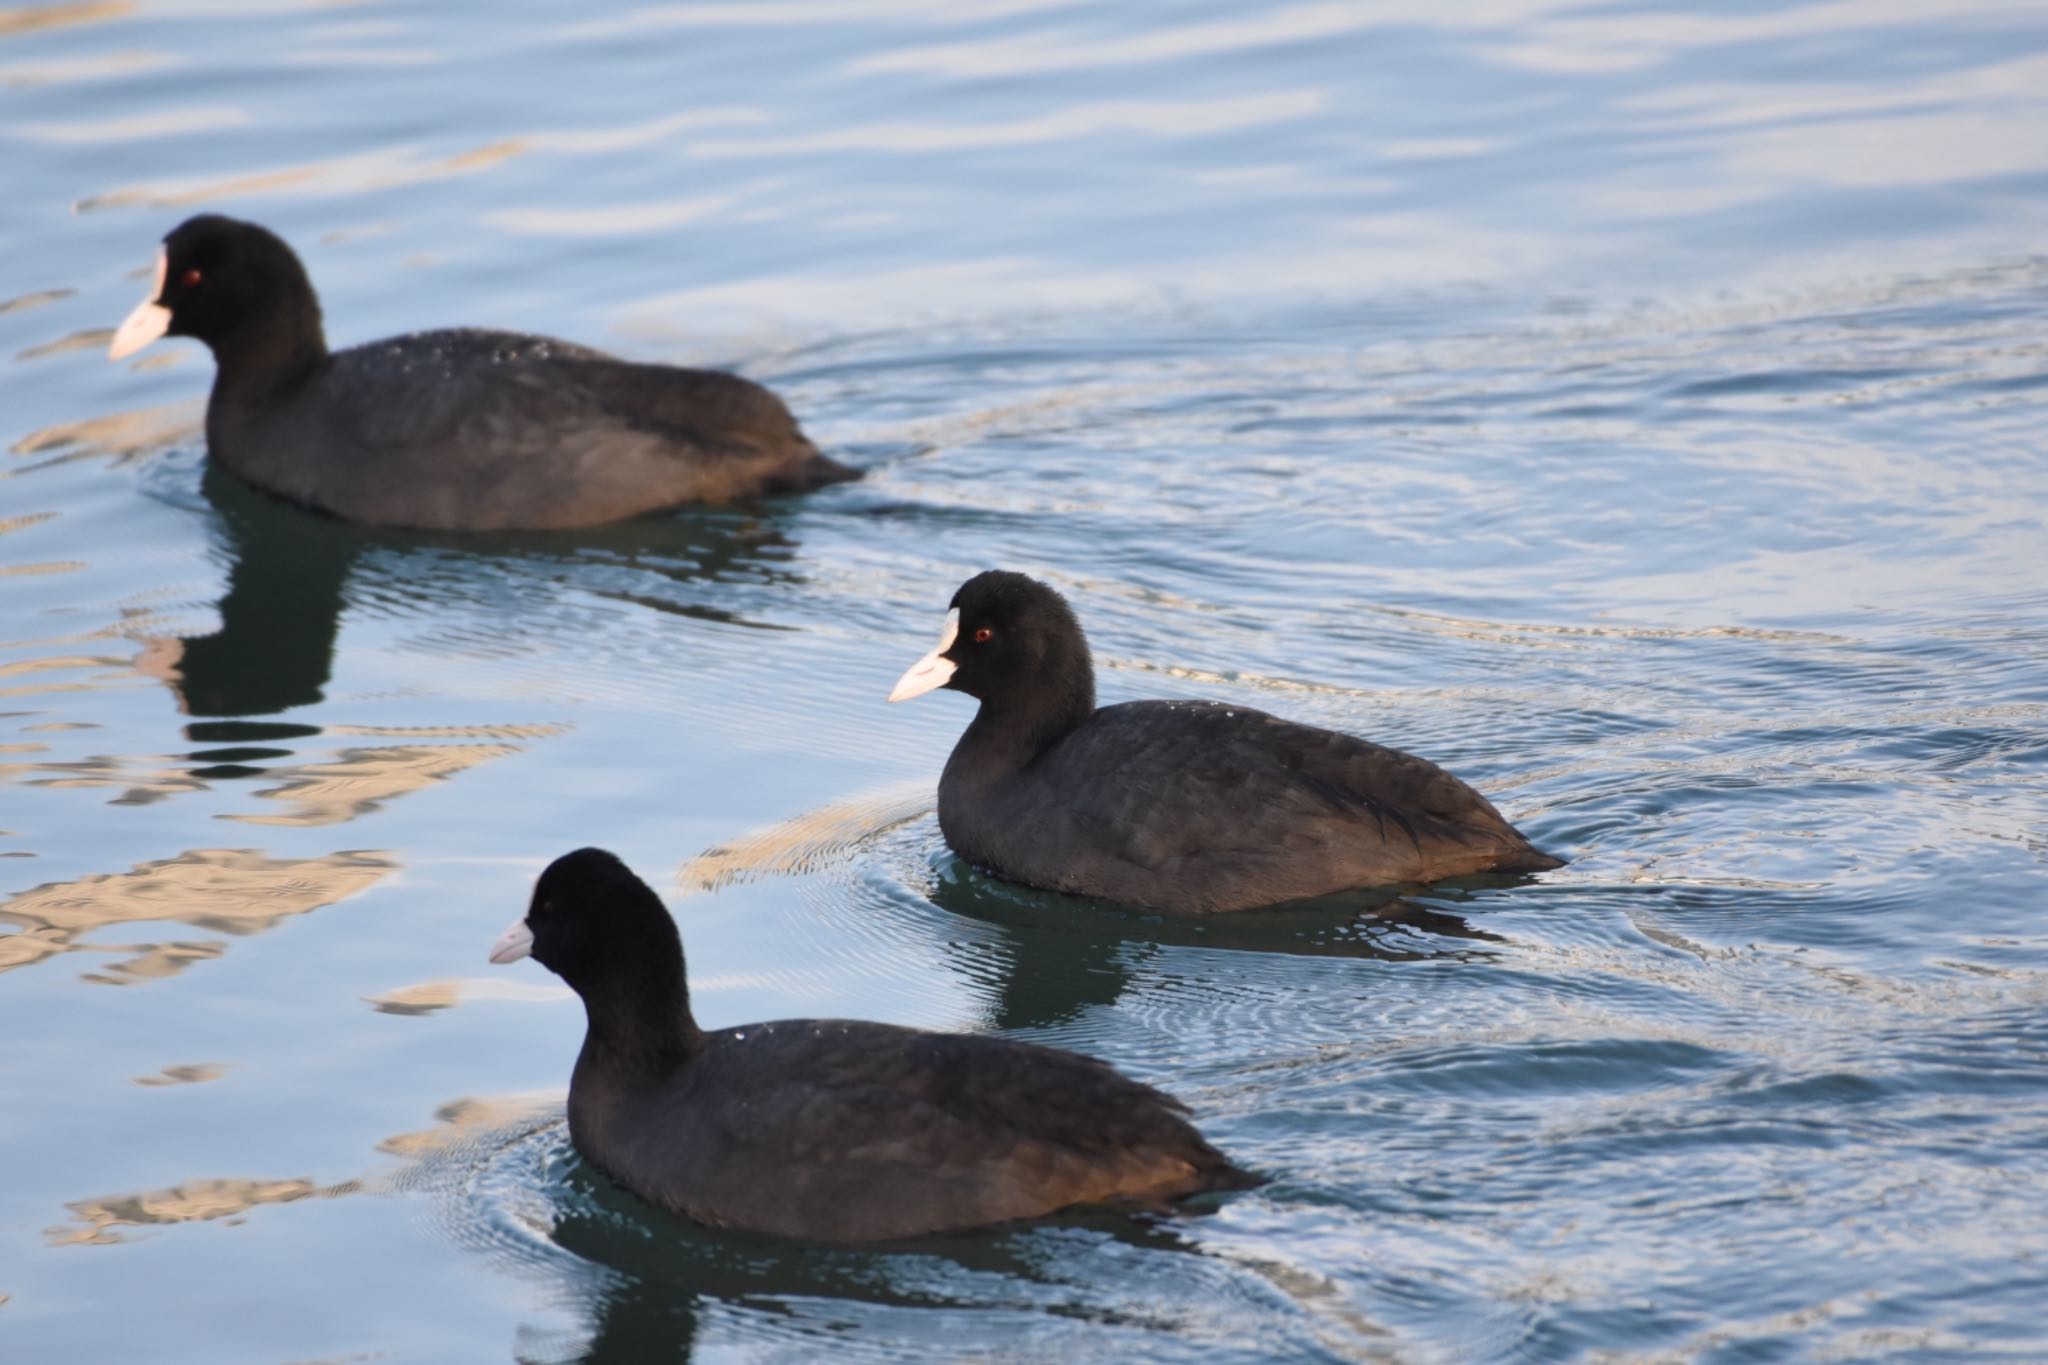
487,848,1257,1243
107,215,856,530
888,570,1564,914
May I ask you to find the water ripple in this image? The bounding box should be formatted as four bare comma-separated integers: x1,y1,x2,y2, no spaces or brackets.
5,0,2048,1358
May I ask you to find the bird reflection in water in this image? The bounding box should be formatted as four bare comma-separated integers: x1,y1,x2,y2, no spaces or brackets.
925,853,1514,1033
136,467,361,721
129,463,807,809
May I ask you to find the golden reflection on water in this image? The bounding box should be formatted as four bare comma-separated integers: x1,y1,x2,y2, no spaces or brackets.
331,723,566,742
676,780,929,894
43,1093,557,1253
49,1176,359,1247
8,717,561,824
132,1062,227,1086
364,976,570,1017
0,1,133,40
376,1094,560,1159
0,508,84,542
79,938,225,986
13,747,204,804
0,287,74,314
0,651,140,701
11,326,111,362
0,846,394,983
7,400,200,465
228,741,530,827
218,724,564,827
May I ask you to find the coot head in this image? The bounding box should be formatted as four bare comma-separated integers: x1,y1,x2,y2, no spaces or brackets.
490,848,688,1016
108,214,325,366
888,570,1096,718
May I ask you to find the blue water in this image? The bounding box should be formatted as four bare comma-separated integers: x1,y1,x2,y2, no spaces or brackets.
4,1,2047,1360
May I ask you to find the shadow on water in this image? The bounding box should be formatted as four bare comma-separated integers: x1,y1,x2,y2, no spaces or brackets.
921,850,1510,1033
144,464,813,726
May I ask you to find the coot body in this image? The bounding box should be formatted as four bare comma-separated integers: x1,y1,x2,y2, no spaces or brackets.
489,849,1256,1243
108,216,855,530
889,571,1563,914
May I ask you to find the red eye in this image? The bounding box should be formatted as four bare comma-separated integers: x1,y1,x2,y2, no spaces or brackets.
973,627,993,643
181,267,203,287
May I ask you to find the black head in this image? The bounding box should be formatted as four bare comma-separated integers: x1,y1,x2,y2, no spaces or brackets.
491,848,688,1009
888,571,1096,740
108,214,326,371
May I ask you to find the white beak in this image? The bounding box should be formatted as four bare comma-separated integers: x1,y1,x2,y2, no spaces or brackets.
888,607,959,702
108,248,171,361
488,918,534,965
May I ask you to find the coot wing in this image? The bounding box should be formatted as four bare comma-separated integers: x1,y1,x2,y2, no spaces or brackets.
702,1022,1201,1159
1035,701,1532,885
325,328,660,453
294,331,793,526
548,356,816,457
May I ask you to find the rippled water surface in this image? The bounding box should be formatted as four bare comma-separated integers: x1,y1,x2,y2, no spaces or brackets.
5,1,2048,1360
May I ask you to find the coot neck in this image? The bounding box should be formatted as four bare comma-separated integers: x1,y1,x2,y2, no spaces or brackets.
571,953,704,1083
955,655,1097,774
206,297,330,403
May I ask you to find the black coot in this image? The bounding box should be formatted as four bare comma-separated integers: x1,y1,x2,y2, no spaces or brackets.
888,570,1564,913
107,215,856,530
488,848,1257,1243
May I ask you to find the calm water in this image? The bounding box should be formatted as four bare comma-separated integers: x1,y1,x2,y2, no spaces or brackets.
5,1,2048,1360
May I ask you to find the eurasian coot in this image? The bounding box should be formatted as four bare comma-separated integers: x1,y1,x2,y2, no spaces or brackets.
488,848,1257,1243
888,570,1563,913
107,215,855,530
